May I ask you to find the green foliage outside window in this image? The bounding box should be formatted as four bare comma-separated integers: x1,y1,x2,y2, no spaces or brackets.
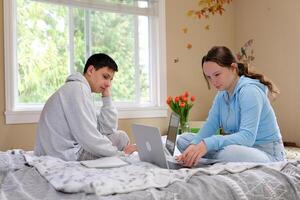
16,0,149,104
17,0,68,103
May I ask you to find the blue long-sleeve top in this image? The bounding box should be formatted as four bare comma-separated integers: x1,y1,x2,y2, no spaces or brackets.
192,76,282,152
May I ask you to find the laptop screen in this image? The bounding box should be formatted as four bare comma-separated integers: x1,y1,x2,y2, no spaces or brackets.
165,112,180,155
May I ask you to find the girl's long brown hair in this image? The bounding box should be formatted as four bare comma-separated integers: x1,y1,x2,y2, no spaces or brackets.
202,46,279,98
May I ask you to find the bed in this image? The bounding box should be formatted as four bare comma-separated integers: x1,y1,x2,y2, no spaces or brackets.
1,147,300,200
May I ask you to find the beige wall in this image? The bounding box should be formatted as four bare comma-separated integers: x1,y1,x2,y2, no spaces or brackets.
234,0,300,145
166,0,234,121
4,0,299,150
0,0,234,150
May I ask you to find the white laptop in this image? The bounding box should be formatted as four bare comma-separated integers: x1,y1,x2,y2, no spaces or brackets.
165,112,180,156
132,123,184,169
132,113,220,169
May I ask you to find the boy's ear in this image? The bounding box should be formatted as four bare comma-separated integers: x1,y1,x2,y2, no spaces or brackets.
86,65,94,75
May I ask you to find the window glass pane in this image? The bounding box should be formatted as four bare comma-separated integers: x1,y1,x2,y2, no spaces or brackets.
89,10,135,102
17,0,68,103
16,0,151,105
74,8,86,73
138,16,150,103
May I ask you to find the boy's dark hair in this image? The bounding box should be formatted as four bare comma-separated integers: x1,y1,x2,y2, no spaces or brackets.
83,53,118,74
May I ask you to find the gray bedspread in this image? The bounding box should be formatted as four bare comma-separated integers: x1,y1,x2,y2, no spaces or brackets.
0,150,300,200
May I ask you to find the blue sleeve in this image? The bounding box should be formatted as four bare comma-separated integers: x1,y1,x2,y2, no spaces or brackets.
191,94,220,144
202,86,264,152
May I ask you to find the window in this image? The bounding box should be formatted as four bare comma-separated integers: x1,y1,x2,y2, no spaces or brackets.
4,0,167,124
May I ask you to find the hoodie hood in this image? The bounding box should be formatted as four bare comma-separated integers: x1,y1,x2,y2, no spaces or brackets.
65,72,91,92
66,72,85,83
222,75,267,101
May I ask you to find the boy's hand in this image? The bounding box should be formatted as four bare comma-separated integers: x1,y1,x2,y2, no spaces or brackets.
102,87,111,97
123,144,137,155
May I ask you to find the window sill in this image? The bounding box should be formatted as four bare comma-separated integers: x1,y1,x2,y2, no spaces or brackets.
5,106,168,124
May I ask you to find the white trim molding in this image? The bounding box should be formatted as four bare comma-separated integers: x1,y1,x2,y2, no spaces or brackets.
4,0,167,124
5,106,167,124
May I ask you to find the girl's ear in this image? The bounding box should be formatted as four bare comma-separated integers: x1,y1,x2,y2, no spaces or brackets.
230,63,238,72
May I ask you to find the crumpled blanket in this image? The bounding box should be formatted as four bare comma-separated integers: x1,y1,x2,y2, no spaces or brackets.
24,153,289,196
24,154,199,196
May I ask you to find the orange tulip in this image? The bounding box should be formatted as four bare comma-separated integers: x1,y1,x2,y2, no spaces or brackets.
166,96,172,105
184,91,189,97
190,96,196,102
180,102,186,107
182,96,188,102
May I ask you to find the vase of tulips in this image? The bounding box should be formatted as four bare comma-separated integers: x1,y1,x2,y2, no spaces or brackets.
166,91,196,134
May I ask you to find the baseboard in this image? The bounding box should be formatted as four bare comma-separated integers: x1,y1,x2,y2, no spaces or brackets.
283,141,299,147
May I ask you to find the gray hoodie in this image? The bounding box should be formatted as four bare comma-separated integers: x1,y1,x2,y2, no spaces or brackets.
34,72,120,161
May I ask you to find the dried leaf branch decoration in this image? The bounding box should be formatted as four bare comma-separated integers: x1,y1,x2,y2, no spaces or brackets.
236,39,255,67
187,0,233,19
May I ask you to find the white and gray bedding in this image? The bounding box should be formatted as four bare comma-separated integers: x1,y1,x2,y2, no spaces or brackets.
1,149,300,200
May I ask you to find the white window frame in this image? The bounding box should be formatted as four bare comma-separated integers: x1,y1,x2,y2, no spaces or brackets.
4,0,167,124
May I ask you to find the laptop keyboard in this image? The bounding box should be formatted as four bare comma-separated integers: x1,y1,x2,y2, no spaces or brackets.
164,147,172,157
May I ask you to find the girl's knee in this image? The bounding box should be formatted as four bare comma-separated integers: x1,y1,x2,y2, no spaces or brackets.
222,145,243,152
215,145,271,162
